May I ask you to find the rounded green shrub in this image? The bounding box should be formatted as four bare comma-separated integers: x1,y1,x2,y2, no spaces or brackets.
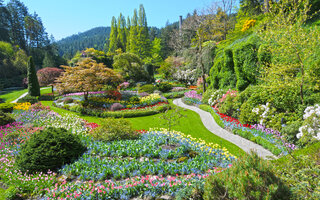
63,97,74,104
4,186,20,200
157,82,172,93
15,127,86,174
203,152,291,200
138,84,155,94
0,103,15,113
91,118,139,142
0,111,15,126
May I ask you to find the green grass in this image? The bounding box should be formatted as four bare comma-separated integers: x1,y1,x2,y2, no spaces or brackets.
0,187,5,200
0,89,28,103
0,87,51,103
41,100,245,157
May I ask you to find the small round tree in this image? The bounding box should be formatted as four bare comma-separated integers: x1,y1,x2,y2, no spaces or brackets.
37,67,63,93
27,56,40,96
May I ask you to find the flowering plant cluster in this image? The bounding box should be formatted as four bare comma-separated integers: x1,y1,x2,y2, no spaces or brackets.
171,87,187,92
140,93,167,106
297,104,320,145
213,107,296,154
119,82,130,89
241,19,256,32
208,89,224,106
13,102,31,111
1,102,235,199
212,89,237,110
64,91,107,97
184,90,202,101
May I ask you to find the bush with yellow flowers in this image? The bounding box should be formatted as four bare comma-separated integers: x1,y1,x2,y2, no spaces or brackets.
13,102,31,111
241,19,256,32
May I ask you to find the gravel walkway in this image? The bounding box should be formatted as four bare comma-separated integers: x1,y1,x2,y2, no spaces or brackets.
173,98,276,159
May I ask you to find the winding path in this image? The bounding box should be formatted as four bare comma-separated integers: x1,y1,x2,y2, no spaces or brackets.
173,98,276,159
11,87,50,103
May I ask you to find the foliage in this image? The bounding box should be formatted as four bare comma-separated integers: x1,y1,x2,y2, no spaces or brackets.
138,84,155,93
274,142,320,200
15,127,86,174
297,104,320,146
91,118,139,142
261,0,320,105
156,82,172,93
63,97,74,104
112,52,150,82
37,67,63,87
0,103,15,113
159,104,186,132
16,95,39,104
27,56,40,97
241,19,256,32
55,58,122,100
175,181,204,200
0,111,15,126
204,151,290,200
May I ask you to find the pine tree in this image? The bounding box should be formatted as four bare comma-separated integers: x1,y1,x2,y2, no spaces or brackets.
117,13,127,52
27,56,40,96
108,16,118,53
0,0,10,42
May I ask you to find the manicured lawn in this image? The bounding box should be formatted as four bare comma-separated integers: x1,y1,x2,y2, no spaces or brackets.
0,188,5,200
0,87,51,103
0,88,28,102
41,100,245,157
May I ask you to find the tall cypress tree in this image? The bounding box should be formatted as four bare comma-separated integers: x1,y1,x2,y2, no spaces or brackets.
117,13,126,52
137,4,151,59
108,16,118,53
125,16,131,52
129,9,139,54
27,56,40,96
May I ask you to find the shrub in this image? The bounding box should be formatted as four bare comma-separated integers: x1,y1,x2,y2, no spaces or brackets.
129,96,140,103
0,98,4,103
176,182,204,200
17,95,38,104
0,103,15,113
15,127,86,174
157,82,172,93
38,94,55,101
91,118,139,142
110,103,124,111
63,97,74,104
4,186,20,200
138,84,155,93
0,111,15,126
203,151,291,200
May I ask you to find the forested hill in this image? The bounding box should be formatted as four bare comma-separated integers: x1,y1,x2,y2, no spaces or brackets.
57,27,111,59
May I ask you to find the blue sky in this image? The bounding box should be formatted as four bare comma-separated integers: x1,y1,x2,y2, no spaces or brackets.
4,0,222,40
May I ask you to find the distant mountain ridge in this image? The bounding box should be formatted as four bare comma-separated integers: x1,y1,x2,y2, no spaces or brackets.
57,27,111,59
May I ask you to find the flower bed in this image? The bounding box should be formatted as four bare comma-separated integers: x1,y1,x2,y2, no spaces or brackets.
212,107,296,156
0,105,236,199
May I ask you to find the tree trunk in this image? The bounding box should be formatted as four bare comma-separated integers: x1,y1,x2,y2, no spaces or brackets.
198,36,206,93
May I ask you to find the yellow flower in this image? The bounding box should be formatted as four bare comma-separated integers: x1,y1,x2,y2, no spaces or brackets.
14,102,31,110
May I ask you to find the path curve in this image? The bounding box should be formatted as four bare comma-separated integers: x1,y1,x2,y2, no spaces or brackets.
173,98,276,159
11,87,50,103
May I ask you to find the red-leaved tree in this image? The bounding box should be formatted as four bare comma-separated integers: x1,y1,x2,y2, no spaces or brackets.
37,67,63,93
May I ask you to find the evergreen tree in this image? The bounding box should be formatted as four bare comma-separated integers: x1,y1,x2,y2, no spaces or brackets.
117,13,127,52
27,56,40,97
42,52,55,67
129,9,139,54
0,0,10,42
137,4,151,59
108,16,118,53
126,16,131,51
7,0,28,50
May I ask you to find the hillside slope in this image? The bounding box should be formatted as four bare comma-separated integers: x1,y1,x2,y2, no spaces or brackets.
57,27,111,58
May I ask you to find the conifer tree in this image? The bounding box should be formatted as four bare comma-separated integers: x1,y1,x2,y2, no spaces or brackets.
126,16,131,51
117,13,126,52
129,9,139,54
137,4,151,59
27,56,40,97
108,16,118,53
